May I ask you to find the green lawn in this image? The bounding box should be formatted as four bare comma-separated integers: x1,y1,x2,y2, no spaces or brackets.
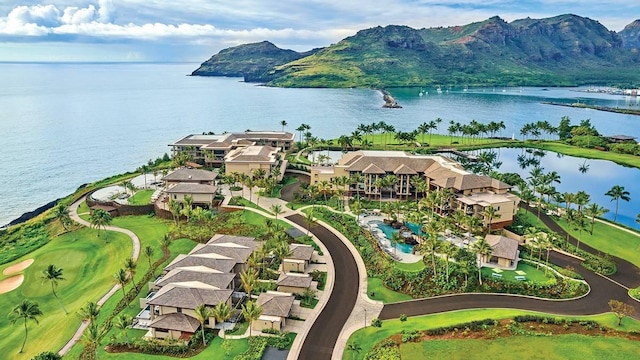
128,189,155,205
553,215,640,268
344,309,640,360
229,196,273,215
94,336,249,360
77,201,90,215
367,277,413,303
400,334,640,360
529,142,640,169
394,260,426,272
241,211,292,230
481,262,554,284
0,227,131,360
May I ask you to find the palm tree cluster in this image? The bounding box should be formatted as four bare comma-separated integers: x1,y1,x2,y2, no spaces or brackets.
447,119,506,145
89,208,112,240
519,120,557,141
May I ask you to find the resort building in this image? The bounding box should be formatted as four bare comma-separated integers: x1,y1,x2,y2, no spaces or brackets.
253,291,295,332
169,131,295,167
311,150,519,229
276,273,313,295
224,145,287,180
282,244,315,272
484,235,520,268
162,168,218,186
161,168,219,208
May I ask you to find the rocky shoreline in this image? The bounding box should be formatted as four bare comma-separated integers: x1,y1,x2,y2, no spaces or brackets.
379,89,402,108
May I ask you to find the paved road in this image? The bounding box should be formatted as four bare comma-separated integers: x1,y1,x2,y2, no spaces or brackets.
521,203,640,288
381,249,639,319
286,214,360,360
280,173,308,202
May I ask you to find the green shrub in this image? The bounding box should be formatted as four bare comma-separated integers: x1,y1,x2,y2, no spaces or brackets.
235,337,268,360
371,318,382,327
629,286,640,300
399,313,407,322
32,352,62,360
364,339,400,360
401,329,419,343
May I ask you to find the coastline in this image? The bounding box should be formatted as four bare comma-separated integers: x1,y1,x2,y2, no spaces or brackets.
543,101,640,116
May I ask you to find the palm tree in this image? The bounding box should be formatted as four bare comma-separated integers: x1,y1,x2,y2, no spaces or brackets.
482,206,500,235
390,231,403,256
441,241,457,282
270,204,284,221
160,233,172,250
168,199,181,225
241,300,263,337
112,314,132,346
194,304,213,345
304,211,315,235
383,175,398,200
584,203,609,235
351,200,362,221
346,341,362,360
144,245,154,269
41,264,68,314
81,322,110,360
90,209,112,240
211,302,232,339
240,268,258,296
470,237,492,285
9,299,43,353
273,241,292,264
420,221,442,275
280,120,288,132
605,185,631,222
124,258,137,290
114,268,129,300
636,213,640,225
78,301,100,323
54,203,72,232
373,177,385,207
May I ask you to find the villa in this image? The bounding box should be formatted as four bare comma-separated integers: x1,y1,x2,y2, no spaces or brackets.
224,145,287,180
169,131,295,167
276,273,313,295
162,168,219,208
253,291,295,332
484,234,520,268
311,150,519,229
282,244,315,273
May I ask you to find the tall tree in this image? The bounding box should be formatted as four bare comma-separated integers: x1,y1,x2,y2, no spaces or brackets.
168,199,181,225
346,341,362,360
41,264,68,314
270,204,284,221
241,300,263,337
605,185,631,222
9,299,43,353
304,211,316,235
81,322,110,360
194,304,213,345
211,302,233,339
112,314,132,346
470,237,493,285
89,209,112,240
240,268,258,296
280,120,288,132
78,301,100,323
114,268,129,300
124,258,138,290
482,206,500,235
54,203,72,232
584,203,609,235
144,245,155,269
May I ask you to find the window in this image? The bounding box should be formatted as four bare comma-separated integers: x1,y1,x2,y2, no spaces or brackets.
176,307,182,313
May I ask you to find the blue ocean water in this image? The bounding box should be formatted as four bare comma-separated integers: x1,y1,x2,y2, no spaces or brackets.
1,62,639,227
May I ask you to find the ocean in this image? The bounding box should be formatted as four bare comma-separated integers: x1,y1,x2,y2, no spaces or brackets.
1,62,639,227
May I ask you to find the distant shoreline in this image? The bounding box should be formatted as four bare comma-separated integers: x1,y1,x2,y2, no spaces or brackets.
542,101,640,116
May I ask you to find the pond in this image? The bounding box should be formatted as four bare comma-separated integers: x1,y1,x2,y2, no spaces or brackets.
478,147,640,230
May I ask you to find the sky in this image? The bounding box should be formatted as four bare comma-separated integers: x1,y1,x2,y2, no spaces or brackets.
0,0,638,62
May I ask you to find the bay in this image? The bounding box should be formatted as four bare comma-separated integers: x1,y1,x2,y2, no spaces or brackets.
1,62,639,227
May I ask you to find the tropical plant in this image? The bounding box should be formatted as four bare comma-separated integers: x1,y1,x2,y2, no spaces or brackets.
280,120,288,132
112,314,132,346
584,203,609,235
144,245,155,269
9,299,43,353
54,203,72,232
32,351,62,360
608,300,636,326
240,268,259,296
124,258,138,289
212,302,233,339
168,198,182,225
605,185,631,222
470,237,492,285
482,206,500,235
346,341,362,360
114,268,129,299
304,211,316,235
89,208,112,240
41,264,68,314
78,301,100,323
81,322,110,360
241,300,263,337
270,204,284,220
194,304,213,345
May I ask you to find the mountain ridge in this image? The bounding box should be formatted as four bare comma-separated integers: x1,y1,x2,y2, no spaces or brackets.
192,14,640,87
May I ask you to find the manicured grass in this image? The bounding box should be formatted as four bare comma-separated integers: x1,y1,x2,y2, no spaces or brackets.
229,196,273,215
128,189,154,205
400,334,640,360
344,309,640,360
515,208,548,229
552,215,640,268
95,336,249,359
481,263,554,284
226,321,249,336
0,227,131,360
241,211,292,230
394,260,426,272
269,176,299,198
367,277,413,303
348,133,514,148
77,200,90,215
529,142,640,169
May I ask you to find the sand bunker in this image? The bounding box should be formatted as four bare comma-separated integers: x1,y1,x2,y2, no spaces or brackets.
3,258,34,276
0,275,24,294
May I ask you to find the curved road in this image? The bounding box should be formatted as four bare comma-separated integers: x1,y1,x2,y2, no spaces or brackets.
286,214,360,360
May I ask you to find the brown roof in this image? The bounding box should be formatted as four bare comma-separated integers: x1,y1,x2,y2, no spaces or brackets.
162,168,218,182
256,292,295,318
207,234,261,252
224,145,278,163
189,243,253,264
148,284,233,309
287,244,314,261
394,164,418,175
164,255,236,273
485,235,519,261
155,269,235,289
362,163,386,174
149,313,201,333
276,273,313,288
166,183,218,194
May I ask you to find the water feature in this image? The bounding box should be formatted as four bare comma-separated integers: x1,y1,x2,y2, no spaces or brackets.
369,220,420,254
479,147,640,229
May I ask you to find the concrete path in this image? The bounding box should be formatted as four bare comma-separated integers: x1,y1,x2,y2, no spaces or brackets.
59,196,142,356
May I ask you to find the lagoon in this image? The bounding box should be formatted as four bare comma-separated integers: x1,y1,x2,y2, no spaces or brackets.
2,62,640,226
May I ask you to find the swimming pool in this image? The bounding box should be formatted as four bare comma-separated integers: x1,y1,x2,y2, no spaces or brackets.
370,220,421,254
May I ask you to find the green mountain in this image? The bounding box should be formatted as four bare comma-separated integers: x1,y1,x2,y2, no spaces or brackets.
193,14,640,87
619,20,640,49
191,41,320,80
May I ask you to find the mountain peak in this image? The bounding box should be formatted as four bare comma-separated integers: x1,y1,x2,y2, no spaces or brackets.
620,19,640,49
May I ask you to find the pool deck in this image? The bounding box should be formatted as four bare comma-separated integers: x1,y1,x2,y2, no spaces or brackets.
360,215,422,263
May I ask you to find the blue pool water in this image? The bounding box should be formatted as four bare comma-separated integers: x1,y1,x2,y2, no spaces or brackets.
370,220,422,254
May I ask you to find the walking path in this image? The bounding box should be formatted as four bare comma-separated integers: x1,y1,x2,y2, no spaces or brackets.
58,197,142,356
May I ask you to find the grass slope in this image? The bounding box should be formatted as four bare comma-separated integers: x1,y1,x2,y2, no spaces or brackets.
0,227,131,360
